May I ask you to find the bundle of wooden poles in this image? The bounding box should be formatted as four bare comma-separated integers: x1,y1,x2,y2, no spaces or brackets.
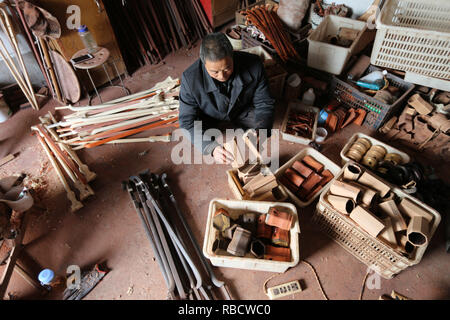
103,0,212,72
241,4,301,63
46,77,180,150
0,2,38,110
31,113,97,213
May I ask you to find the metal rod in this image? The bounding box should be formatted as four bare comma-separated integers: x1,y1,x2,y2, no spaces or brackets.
160,173,233,300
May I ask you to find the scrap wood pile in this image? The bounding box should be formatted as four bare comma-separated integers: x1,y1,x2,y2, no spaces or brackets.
48,77,180,150
240,4,301,63
379,91,450,161
103,0,212,72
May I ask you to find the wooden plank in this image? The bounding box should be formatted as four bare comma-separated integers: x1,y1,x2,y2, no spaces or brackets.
0,154,14,167
49,50,81,104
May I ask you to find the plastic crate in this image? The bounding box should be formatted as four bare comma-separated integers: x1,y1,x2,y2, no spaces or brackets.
274,147,341,208
307,15,368,75
203,198,300,272
340,132,411,167
312,162,441,279
330,65,415,130
370,0,450,82
280,102,320,145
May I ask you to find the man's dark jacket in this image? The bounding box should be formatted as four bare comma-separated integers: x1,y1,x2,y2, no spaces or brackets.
179,51,275,155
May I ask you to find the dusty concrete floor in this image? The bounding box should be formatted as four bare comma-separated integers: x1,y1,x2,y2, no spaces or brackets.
0,43,449,301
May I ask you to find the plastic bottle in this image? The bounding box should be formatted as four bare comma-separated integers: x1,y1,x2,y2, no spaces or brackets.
77,25,98,54
359,70,387,84
302,88,316,106
38,268,64,291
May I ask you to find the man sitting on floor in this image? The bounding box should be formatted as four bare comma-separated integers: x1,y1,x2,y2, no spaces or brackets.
179,32,275,164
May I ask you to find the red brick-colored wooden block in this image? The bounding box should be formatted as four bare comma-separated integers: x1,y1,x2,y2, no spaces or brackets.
257,214,273,239
297,172,323,201
280,176,299,194
283,168,305,187
266,207,294,231
264,245,291,262
302,155,324,173
318,169,335,187
292,160,313,178
272,227,290,247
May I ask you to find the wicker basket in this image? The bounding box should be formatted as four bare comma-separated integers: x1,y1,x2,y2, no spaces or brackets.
312,162,441,279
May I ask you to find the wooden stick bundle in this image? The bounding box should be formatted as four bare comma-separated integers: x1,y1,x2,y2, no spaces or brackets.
0,4,39,110
47,77,181,149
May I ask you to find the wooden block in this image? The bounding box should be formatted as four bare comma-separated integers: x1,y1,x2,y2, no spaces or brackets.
283,168,305,187
379,217,398,247
291,160,313,178
357,171,391,197
408,94,433,115
347,55,371,80
378,200,407,232
407,215,429,246
398,198,434,223
318,169,334,187
280,176,299,194
350,205,386,237
341,108,357,128
353,109,367,126
302,155,324,173
305,184,323,201
271,227,290,247
266,207,294,231
338,27,360,41
326,114,338,132
223,137,246,168
264,245,291,262
299,172,323,193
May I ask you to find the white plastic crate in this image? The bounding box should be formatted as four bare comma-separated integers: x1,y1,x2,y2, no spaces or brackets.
313,161,442,279
203,198,300,272
371,0,450,84
281,102,319,145
307,15,367,75
340,132,411,166
274,147,341,207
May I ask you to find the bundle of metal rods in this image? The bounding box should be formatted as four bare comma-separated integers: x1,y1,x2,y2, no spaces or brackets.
103,0,212,73
124,171,232,300
47,77,180,150
242,4,302,63
31,113,97,213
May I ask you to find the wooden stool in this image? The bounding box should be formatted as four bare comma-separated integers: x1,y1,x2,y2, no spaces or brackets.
71,47,130,105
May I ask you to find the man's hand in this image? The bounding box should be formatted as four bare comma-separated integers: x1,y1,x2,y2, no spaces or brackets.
212,146,235,164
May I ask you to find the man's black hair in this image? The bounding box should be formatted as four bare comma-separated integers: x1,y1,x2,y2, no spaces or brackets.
199,32,233,64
